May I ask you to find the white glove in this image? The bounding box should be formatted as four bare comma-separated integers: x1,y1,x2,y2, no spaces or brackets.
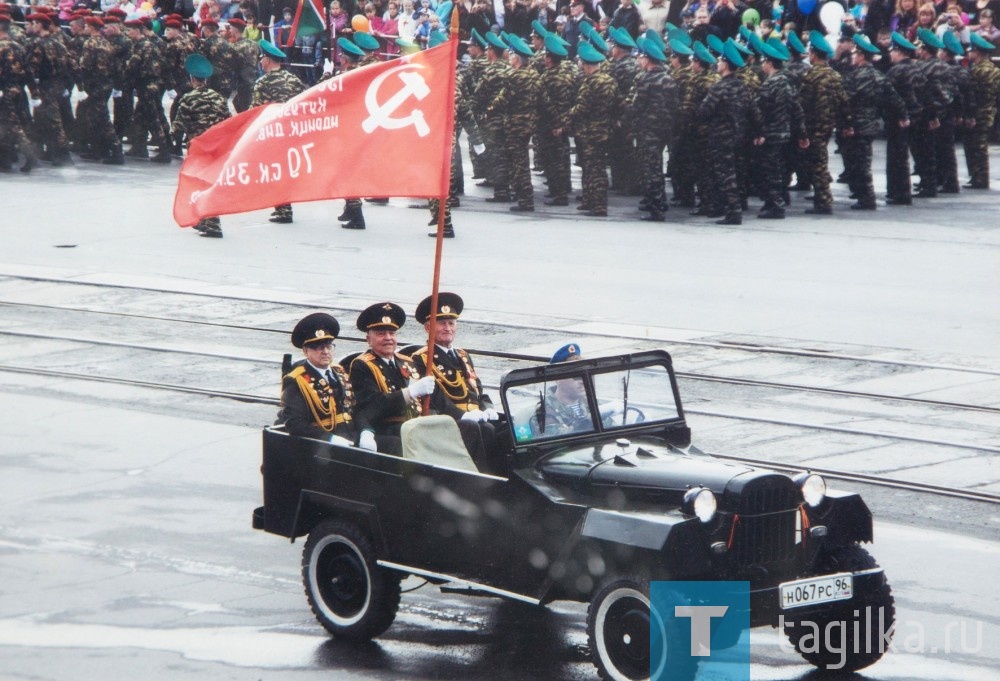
78,91,88,101
472,142,485,154
323,58,334,76
30,98,41,107
61,89,70,97
483,408,499,421
112,89,122,98
166,89,177,100
408,375,437,398
461,410,487,422
328,434,353,447
358,430,377,451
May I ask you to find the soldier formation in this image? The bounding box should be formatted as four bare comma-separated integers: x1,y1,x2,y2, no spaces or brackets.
2,3,999,230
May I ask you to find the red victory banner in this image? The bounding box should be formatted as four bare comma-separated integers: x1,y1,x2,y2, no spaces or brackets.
173,41,458,227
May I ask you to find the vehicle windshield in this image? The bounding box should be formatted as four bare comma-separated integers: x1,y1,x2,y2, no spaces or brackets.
506,362,681,444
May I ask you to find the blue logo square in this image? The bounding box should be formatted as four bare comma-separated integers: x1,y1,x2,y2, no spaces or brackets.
649,581,750,681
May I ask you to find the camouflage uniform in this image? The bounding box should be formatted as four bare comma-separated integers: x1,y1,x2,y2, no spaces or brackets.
473,57,511,200
77,33,119,160
842,61,906,209
201,32,236,99
252,67,305,222
125,33,171,157
667,62,694,205
911,56,951,196
798,61,851,212
625,63,677,219
25,31,71,161
783,55,811,190
105,28,133,140
539,59,578,204
165,31,198,127
569,68,622,215
735,65,762,203
171,85,231,235
963,57,1000,188
489,64,541,210
231,36,260,113
0,33,37,170
608,53,639,194
936,58,974,193
683,67,720,213
698,73,758,222
886,55,926,203
753,68,805,216
462,54,488,178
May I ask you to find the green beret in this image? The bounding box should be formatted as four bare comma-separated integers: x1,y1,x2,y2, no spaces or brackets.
428,30,447,48
185,53,213,79
484,30,507,51
786,30,806,55
969,32,996,51
722,38,745,68
941,29,964,56
759,39,787,61
577,40,606,64
669,38,693,56
645,27,666,51
706,33,725,55
610,26,637,49
766,36,791,60
853,33,880,55
259,39,286,60
586,30,609,54
738,25,752,42
916,27,944,50
733,39,752,56
580,20,595,39
544,32,568,57
748,31,765,55
890,31,917,52
809,30,834,57
667,26,691,48
354,31,380,52
692,40,717,65
470,27,486,48
637,35,666,62
507,33,534,57
338,36,365,59
531,19,547,38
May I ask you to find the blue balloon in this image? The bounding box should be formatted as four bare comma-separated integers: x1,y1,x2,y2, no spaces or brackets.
799,0,817,15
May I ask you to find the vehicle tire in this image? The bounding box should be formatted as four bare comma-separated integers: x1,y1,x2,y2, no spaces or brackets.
783,544,895,673
587,578,696,681
302,519,401,641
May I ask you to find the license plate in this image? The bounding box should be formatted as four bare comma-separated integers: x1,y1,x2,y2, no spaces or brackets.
779,573,853,609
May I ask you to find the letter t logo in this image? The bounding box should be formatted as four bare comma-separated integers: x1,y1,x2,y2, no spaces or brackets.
674,605,729,656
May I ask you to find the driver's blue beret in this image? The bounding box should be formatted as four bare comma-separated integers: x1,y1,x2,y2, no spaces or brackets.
551,343,583,364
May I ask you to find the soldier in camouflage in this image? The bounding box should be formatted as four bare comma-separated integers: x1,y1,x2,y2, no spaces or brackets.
935,31,974,194
254,40,306,224
473,34,512,202
753,39,807,219
684,42,720,216
911,29,951,198
124,19,172,163
101,11,133,143
487,34,541,212
607,27,639,196
228,19,260,113
77,17,122,164
171,54,231,238
842,34,907,211
463,29,489,181
698,39,759,225
667,38,695,207
337,38,368,230
200,19,235,102
164,17,199,152
565,42,622,217
797,31,853,215
626,36,677,222
885,32,927,205
0,11,37,172
963,34,1000,189
539,34,577,207
783,31,811,193
24,12,71,165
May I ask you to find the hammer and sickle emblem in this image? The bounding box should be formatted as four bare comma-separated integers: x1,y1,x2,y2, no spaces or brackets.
362,64,432,137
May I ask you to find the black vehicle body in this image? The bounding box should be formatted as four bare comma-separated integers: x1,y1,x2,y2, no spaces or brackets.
254,350,893,678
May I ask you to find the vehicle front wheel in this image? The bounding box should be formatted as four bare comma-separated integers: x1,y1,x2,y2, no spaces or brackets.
587,578,696,681
783,544,895,672
302,519,401,641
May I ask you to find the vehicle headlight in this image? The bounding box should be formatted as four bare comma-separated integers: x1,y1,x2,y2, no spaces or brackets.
683,487,717,523
795,473,827,508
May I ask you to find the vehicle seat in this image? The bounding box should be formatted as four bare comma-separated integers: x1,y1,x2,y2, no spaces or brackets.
400,415,479,473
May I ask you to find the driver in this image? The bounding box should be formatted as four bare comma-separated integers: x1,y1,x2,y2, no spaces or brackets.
531,343,595,436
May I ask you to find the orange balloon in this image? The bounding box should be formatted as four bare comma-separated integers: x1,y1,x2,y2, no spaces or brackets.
351,14,369,33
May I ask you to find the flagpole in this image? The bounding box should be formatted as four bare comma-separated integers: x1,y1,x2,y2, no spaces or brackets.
422,8,461,414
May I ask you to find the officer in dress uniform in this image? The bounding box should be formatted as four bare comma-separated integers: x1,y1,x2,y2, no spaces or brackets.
410,293,506,475
277,313,358,446
349,303,435,454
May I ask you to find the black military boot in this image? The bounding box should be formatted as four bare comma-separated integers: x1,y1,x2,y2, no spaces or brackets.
102,144,125,165
151,149,172,164
640,211,666,222
715,213,742,225
341,204,366,230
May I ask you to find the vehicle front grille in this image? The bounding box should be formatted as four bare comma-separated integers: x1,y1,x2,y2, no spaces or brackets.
732,476,800,567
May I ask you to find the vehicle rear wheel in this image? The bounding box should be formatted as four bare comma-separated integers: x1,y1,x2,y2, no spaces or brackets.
587,578,696,681
783,544,895,672
302,519,401,641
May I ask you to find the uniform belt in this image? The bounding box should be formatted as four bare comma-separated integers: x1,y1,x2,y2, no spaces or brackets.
334,414,352,425
454,403,479,412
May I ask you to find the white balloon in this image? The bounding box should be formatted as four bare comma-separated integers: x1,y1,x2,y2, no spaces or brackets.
820,2,846,35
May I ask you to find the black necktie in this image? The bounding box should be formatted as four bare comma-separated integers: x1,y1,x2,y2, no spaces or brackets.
325,370,335,385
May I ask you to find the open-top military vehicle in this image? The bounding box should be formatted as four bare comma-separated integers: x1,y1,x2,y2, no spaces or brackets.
253,350,894,680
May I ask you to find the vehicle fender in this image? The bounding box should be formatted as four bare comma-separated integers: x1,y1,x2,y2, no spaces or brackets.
580,508,712,578
293,490,387,553
806,489,873,546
